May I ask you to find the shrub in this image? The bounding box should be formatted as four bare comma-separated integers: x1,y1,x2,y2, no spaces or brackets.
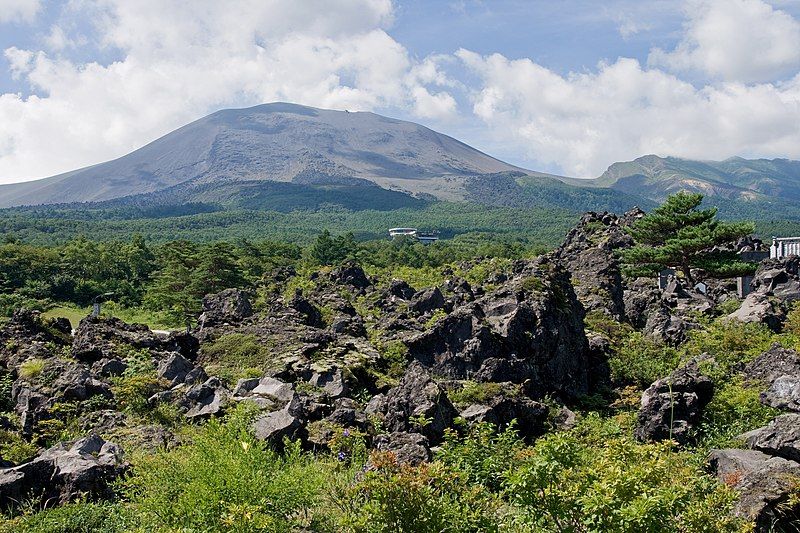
447,381,517,409
505,416,745,532
437,422,525,492
683,320,775,382
111,374,164,416
698,379,780,448
0,368,13,412
0,500,126,533
121,403,336,532
608,332,681,388
0,428,38,464
337,453,504,532
18,358,46,380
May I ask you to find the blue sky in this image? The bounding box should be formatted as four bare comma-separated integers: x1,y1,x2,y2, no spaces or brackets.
1,0,800,183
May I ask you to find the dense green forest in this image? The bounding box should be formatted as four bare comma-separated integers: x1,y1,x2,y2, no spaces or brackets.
2,199,800,248
0,230,545,324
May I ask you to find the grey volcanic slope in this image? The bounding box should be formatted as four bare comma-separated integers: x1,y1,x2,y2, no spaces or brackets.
0,102,551,208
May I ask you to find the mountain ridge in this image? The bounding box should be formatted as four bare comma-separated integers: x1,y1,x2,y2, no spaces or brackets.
1,103,800,219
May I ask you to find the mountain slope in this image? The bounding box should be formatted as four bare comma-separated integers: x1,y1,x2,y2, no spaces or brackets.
572,154,800,204
0,102,556,208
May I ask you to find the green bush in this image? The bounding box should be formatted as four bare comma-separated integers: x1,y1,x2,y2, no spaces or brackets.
121,403,337,532
447,381,517,409
683,320,776,381
338,453,504,533
0,428,38,464
608,332,681,388
18,358,46,380
437,422,525,492
698,379,780,448
0,500,126,533
505,416,745,532
111,374,164,416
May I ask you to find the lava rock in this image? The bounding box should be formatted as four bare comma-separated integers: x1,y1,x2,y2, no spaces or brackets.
373,432,431,465
409,287,446,315
742,414,800,462
0,435,127,510
635,361,714,444
708,448,800,530
380,362,457,444
200,288,253,327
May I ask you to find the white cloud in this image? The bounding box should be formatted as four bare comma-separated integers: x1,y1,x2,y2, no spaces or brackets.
0,0,457,182
649,0,800,83
457,49,800,177
0,0,40,23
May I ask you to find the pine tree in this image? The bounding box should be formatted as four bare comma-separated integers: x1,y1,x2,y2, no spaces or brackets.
620,192,755,282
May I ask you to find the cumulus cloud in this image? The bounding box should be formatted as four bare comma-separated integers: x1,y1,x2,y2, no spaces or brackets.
649,0,800,83
0,0,40,24
0,0,456,182
457,50,800,177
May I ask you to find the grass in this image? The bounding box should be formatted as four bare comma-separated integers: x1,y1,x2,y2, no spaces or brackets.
18,358,45,380
43,303,178,330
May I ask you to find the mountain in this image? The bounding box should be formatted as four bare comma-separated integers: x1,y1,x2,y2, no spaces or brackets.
0,102,556,209
569,154,800,203
2,103,800,222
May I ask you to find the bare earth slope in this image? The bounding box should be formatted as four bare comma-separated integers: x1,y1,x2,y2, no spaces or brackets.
0,103,556,208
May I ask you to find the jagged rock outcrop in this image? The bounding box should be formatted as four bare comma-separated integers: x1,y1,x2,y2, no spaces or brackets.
72,316,174,362
0,310,71,368
459,393,548,440
373,432,431,465
330,262,371,290
200,288,253,327
635,361,714,444
554,210,637,319
744,344,800,412
372,362,457,444
406,257,590,399
730,257,800,331
0,435,127,509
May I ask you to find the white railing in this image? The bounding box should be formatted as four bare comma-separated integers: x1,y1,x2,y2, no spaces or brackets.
771,237,800,258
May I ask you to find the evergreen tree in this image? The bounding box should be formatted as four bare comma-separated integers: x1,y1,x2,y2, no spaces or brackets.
620,192,755,282
310,231,359,265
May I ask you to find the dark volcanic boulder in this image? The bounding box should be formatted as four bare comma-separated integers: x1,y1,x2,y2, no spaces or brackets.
388,279,416,300
289,293,325,328
409,287,446,315
708,448,800,530
0,435,127,510
181,377,230,419
459,394,548,440
643,305,691,346
252,396,306,445
762,375,800,412
635,361,714,444
744,344,800,385
380,362,457,444
330,262,371,290
553,210,635,320
374,432,431,465
200,288,253,327
743,344,800,412
730,257,800,331
743,414,800,462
